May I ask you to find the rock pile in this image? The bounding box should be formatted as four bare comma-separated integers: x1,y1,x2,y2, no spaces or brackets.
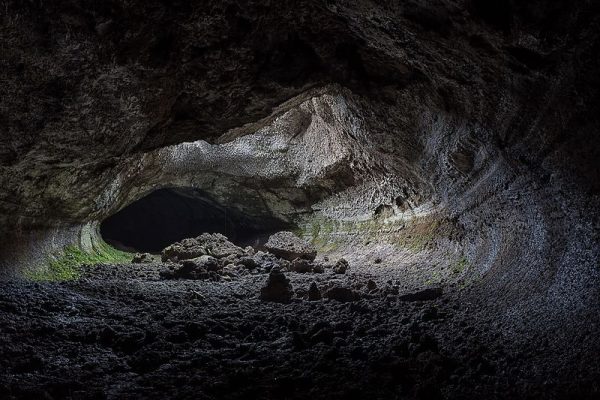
158,231,340,283
156,231,357,304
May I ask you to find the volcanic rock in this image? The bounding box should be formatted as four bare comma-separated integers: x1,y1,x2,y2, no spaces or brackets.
324,287,359,303
399,288,443,302
131,253,153,264
161,233,244,262
308,282,322,301
161,255,218,280
259,268,293,303
291,258,313,273
367,279,377,291
264,231,317,261
333,258,349,274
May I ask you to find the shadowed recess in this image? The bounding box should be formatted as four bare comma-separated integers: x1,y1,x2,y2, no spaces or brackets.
100,187,292,253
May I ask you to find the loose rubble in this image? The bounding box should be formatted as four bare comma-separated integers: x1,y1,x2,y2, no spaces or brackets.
0,231,597,400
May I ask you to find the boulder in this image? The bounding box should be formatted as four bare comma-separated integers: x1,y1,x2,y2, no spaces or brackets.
131,253,154,264
259,268,293,303
312,263,325,273
238,256,260,270
333,258,349,274
366,279,377,291
264,231,317,261
291,258,313,273
161,233,244,262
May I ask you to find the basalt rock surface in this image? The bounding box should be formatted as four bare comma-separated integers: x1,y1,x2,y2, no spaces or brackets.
265,231,317,262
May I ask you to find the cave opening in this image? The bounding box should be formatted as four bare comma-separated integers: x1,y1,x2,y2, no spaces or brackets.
100,187,292,253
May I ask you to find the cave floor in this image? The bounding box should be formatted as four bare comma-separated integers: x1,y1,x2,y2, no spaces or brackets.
0,260,597,400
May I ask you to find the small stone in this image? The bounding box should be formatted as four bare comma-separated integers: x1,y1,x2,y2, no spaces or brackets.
291,258,312,273
324,287,359,302
238,256,260,269
260,268,293,303
132,253,153,264
333,258,349,274
374,257,383,264
308,282,322,301
312,263,325,273
367,279,377,291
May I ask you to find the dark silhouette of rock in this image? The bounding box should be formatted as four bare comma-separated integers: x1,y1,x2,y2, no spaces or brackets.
324,287,359,302
131,253,153,264
399,288,443,302
259,268,293,303
333,258,349,274
308,282,322,301
291,258,313,273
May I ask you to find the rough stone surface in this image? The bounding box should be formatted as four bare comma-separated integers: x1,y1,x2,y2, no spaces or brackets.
291,258,313,273
265,231,317,262
259,268,293,303
161,233,244,262
324,287,359,303
333,258,349,275
131,253,153,264
399,287,444,302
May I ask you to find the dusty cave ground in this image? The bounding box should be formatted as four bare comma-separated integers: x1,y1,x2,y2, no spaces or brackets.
0,233,597,400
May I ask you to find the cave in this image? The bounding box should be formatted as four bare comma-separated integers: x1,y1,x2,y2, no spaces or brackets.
100,188,291,253
1,1,599,400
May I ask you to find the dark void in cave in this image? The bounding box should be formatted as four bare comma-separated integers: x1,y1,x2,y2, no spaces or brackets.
100,188,290,253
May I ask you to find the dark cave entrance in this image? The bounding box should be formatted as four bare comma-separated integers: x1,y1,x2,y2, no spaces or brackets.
100,188,292,253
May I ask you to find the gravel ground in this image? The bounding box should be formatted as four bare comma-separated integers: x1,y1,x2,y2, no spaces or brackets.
0,257,598,400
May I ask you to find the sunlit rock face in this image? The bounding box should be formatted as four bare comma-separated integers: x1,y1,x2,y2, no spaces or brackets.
0,0,598,352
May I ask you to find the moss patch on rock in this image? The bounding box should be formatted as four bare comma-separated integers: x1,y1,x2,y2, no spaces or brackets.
25,242,130,281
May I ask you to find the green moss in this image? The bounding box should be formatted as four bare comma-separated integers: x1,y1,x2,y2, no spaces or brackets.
425,270,442,286
25,241,130,282
310,221,321,239
452,255,469,275
310,233,340,252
